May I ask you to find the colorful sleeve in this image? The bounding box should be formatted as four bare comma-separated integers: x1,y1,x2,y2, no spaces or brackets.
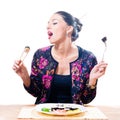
24,49,43,97
81,52,98,104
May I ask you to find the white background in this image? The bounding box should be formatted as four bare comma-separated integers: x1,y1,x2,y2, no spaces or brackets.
0,0,120,105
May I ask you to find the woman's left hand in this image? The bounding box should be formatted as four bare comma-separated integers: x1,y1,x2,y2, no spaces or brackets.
89,61,108,86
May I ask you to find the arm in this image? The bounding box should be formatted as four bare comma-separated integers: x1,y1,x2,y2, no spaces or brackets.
81,59,108,104
12,50,43,97
24,50,43,97
12,60,31,87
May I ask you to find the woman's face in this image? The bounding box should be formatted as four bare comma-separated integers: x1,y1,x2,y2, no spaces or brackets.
47,13,69,44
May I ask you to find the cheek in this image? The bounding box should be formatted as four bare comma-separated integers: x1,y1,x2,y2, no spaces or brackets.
56,28,66,38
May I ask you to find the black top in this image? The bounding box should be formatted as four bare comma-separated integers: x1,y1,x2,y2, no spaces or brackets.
47,74,72,103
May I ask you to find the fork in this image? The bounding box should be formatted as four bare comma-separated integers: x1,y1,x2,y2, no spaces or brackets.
101,37,107,61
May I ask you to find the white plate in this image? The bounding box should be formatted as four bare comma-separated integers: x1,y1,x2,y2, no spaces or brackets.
35,103,86,116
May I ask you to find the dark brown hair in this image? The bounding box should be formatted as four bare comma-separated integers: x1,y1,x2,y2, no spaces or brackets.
55,11,83,41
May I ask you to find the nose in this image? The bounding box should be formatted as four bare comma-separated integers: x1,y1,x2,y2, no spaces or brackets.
46,22,51,30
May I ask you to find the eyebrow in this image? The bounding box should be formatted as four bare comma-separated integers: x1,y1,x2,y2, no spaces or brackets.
48,19,57,23
48,18,64,23
51,19,59,22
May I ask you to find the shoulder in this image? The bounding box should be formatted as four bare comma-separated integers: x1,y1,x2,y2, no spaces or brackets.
77,46,97,65
31,46,52,60
36,45,52,53
33,45,52,56
77,46,96,58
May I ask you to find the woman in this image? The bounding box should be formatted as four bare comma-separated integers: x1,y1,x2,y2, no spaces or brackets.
12,11,108,105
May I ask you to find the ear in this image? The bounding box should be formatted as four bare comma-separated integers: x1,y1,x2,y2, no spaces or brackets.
66,26,73,34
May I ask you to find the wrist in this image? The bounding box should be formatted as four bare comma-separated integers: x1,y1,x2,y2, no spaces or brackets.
87,79,98,89
89,78,97,85
86,84,96,89
21,75,30,87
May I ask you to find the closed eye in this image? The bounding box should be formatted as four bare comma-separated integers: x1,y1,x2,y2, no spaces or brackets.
53,22,57,25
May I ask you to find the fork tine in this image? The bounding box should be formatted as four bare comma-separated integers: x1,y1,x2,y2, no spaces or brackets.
101,37,107,61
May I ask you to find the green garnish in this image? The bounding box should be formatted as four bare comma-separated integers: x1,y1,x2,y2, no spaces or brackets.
41,107,50,112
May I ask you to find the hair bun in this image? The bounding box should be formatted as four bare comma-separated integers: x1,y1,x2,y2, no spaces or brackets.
74,17,83,32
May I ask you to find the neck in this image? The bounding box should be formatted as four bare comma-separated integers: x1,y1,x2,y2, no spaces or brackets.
53,43,76,58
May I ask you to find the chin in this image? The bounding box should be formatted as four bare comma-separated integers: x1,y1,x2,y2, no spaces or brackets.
49,40,55,44
49,39,56,44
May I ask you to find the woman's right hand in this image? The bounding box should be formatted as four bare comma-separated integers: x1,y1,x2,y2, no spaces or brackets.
12,60,30,87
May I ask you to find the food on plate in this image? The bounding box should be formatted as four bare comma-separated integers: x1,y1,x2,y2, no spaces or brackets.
41,106,80,113
35,103,86,115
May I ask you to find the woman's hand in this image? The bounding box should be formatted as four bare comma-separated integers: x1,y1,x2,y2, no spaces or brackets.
89,61,108,86
12,60,30,87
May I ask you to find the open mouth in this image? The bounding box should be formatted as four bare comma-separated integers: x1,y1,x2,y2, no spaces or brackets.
48,31,53,39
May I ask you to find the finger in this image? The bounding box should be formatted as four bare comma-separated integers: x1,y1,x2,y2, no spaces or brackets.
12,60,23,72
99,67,105,72
97,62,107,68
12,64,20,72
15,60,22,65
99,64,108,71
99,61,108,66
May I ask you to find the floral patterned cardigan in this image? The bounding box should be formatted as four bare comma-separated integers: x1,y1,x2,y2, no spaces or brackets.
24,45,98,105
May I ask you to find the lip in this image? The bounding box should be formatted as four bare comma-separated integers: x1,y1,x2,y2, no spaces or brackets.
47,31,53,39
